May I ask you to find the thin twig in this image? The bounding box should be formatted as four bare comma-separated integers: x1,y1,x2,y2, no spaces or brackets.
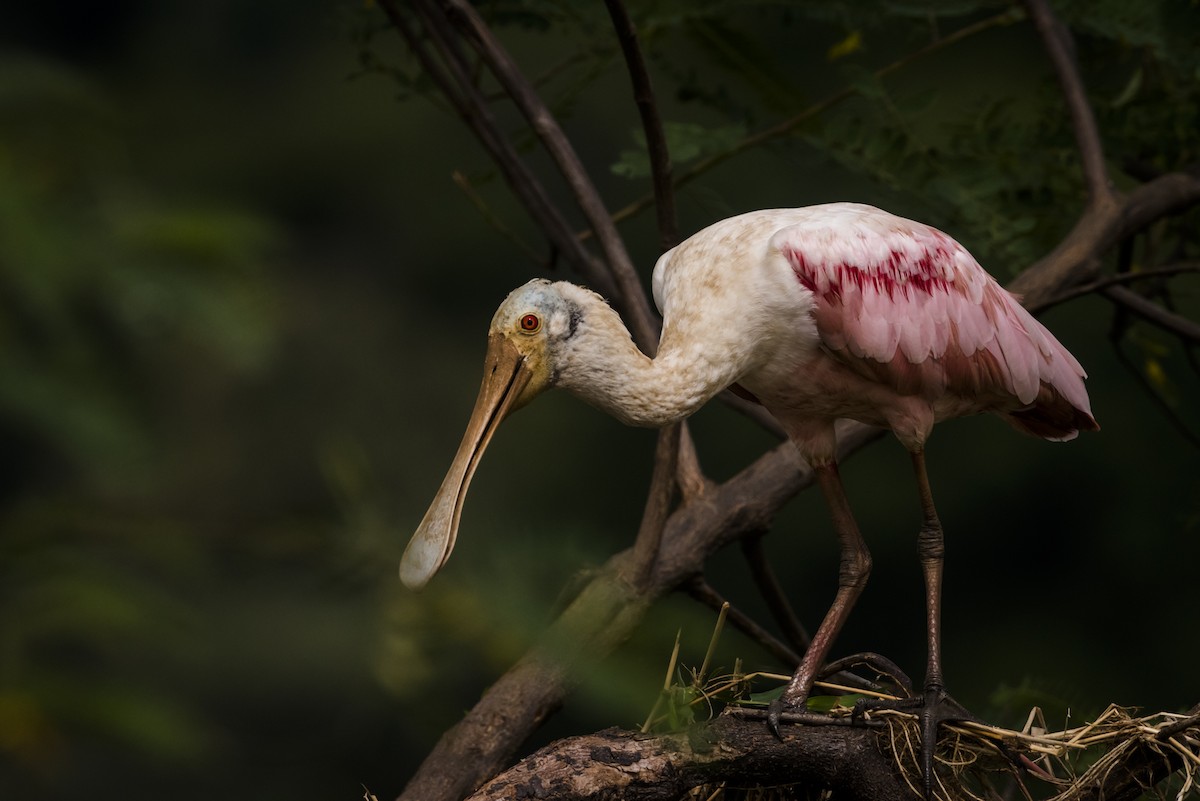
481,47,611,103
602,0,677,252
1104,285,1200,344
440,0,660,352
740,533,811,654
1032,262,1200,312
1023,0,1114,206
381,0,617,299
718,389,786,439
602,0,699,495
1158,703,1200,740
592,9,1024,235
686,577,802,669
451,170,546,266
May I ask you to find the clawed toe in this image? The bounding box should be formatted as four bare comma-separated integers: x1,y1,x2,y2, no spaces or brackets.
819,651,916,699
852,686,981,800
766,697,785,739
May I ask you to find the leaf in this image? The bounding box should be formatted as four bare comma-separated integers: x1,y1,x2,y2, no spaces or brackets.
745,685,784,706
611,121,746,179
1144,357,1169,392
806,693,871,713
1111,67,1143,108
827,31,863,61
740,687,869,713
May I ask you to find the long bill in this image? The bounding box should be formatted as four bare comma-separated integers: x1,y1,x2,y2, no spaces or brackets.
400,334,533,589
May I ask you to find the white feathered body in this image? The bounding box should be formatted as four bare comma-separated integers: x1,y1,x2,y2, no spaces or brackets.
399,202,1098,590
553,202,1097,462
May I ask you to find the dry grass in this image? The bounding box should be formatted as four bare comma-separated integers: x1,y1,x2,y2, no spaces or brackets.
671,686,1199,801
648,612,1199,800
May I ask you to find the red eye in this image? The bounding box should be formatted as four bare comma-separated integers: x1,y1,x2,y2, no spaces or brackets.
519,313,540,333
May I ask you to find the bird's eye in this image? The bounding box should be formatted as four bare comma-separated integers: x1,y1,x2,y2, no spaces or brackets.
519,313,541,333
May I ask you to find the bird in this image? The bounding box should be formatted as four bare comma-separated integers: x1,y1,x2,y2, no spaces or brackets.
401,202,1098,794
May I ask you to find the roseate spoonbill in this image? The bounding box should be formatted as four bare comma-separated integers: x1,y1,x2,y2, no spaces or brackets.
402,202,1097,790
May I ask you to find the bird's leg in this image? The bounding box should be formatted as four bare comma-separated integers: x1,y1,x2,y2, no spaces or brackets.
911,447,969,795
767,460,872,733
852,449,974,800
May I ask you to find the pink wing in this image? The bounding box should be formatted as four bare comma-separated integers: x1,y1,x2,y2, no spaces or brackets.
770,208,1097,439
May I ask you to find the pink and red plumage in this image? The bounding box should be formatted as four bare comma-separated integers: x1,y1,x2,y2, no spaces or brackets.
674,204,1098,459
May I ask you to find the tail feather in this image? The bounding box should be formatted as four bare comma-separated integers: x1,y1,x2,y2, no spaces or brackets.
1001,382,1099,441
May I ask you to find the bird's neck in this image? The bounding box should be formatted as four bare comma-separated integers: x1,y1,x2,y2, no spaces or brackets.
554,302,746,428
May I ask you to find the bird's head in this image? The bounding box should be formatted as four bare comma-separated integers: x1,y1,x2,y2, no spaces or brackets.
485,278,584,406
399,279,583,589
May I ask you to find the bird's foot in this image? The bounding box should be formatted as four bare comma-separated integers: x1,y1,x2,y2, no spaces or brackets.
852,685,977,800
764,695,842,737
763,652,916,739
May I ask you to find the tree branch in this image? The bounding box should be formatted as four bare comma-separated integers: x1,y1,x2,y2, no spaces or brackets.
463,707,1200,801
1023,0,1114,207
602,0,677,253
438,0,660,353
685,576,801,669
625,423,680,588
464,714,915,801
1103,285,1200,344
1011,167,1200,310
601,0,705,497
379,0,619,299
1033,262,1200,311
740,533,811,654
592,9,1024,235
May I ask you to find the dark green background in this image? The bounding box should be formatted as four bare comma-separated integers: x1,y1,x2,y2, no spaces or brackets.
0,2,1196,800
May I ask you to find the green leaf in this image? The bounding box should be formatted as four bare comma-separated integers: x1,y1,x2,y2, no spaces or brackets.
745,685,785,706
806,693,871,713
827,31,863,61
1111,67,1143,108
740,687,870,713
611,121,746,179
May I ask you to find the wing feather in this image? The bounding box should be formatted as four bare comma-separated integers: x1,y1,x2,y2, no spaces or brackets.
770,206,1096,437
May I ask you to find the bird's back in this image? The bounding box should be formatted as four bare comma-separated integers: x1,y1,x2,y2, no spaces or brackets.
659,204,1098,442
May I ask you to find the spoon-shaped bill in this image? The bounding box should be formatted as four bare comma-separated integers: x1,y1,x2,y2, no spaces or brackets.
399,334,532,589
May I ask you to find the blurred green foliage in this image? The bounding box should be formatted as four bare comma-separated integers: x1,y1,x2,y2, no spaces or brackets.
0,43,281,799
0,56,279,488
0,2,1197,801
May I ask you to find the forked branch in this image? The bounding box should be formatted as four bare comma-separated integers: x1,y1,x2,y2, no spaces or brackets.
379,0,618,299
437,0,660,351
